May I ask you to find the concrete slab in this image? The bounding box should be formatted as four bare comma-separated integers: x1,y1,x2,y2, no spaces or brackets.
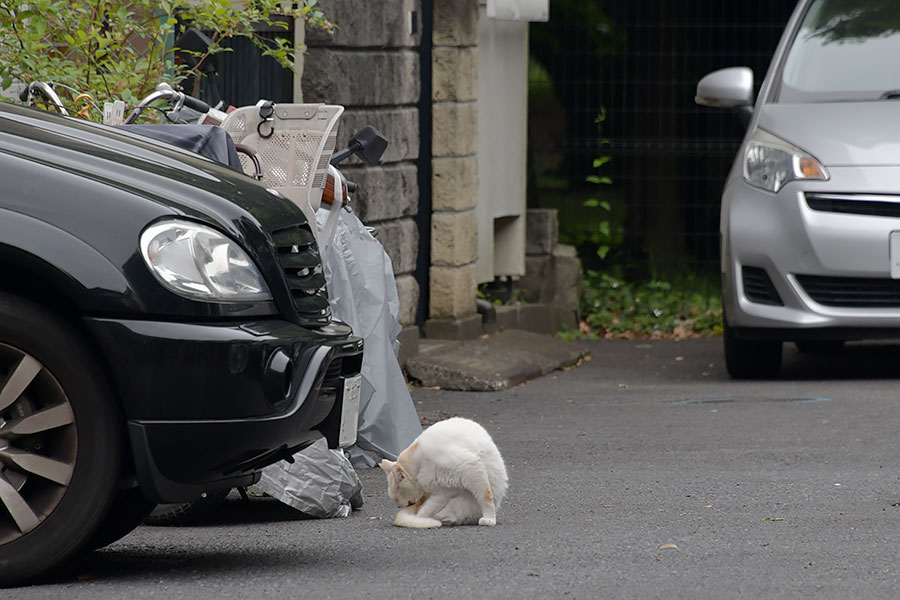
405,329,589,391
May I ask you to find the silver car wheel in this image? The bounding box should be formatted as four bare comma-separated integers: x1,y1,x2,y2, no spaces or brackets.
0,344,76,545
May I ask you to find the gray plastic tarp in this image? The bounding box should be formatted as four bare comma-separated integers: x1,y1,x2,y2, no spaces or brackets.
317,207,422,467
250,438,361,518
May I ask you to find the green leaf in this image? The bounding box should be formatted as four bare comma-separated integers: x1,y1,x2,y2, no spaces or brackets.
598,222,611,237
593,156,611,168
583,198,600,208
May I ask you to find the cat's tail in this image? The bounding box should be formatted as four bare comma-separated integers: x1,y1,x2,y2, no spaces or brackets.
393,507,442,529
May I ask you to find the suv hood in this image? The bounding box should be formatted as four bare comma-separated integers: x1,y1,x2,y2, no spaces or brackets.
0,102,306,236
756,102,900,167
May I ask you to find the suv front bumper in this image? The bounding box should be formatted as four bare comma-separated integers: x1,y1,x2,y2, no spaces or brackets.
86,317,363,503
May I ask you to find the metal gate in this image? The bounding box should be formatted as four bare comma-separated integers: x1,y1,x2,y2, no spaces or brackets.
207,24,295,107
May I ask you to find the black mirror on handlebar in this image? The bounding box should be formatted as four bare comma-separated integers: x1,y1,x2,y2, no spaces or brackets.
330,125,389,166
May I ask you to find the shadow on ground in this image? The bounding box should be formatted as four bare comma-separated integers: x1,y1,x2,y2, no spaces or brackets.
145,496,317,528
781,342,900,380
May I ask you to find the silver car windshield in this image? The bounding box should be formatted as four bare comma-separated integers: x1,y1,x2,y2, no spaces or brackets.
778,0,900,103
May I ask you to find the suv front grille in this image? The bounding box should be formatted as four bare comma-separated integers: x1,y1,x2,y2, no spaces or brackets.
796,274,900,307
742,266,783,306
806,193,900,218
269,224,331,326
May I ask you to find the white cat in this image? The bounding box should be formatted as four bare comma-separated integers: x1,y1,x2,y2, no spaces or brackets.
379,417,508,528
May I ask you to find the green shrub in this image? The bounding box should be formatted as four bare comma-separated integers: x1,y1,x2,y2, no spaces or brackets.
0,0,331,111
568,269,723,339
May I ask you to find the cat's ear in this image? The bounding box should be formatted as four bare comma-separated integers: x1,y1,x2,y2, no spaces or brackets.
393,463,407,481
379,459,395,474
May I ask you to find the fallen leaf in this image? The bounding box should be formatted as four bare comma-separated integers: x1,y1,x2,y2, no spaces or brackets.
601,504,613,508
618,383,628,389
658,543,679,550
367,516,382,520
704,505,713,508
763,517,784,521
674,356,684,362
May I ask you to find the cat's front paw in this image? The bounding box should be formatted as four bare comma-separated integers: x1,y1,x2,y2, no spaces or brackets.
478,517,496,526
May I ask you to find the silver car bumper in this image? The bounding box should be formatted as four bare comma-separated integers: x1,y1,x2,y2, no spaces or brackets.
724,165,900,335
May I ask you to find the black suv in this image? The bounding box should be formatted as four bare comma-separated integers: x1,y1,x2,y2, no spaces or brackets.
0,102,363,585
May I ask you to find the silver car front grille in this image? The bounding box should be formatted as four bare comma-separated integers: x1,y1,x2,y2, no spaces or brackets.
805,193,900,218
795,274,900,308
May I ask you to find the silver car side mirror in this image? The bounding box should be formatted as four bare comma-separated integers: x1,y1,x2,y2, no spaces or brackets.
695,67,754,109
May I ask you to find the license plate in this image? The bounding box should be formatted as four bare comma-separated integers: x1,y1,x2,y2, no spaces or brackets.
892,232,900,279
338,375,361,448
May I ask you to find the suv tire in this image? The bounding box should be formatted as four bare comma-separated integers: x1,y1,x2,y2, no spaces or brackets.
85,487,157,551
0,293,122,586
144,488,232,526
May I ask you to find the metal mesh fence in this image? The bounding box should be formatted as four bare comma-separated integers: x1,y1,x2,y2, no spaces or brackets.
528,1,795,278
213,31,294,107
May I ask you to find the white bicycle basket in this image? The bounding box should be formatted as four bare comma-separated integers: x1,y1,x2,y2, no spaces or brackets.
221,101,344,236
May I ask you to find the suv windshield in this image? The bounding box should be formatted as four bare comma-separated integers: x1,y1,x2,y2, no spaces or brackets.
778,0,900,103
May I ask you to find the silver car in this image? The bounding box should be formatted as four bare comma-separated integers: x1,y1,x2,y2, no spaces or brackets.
696,0,900,378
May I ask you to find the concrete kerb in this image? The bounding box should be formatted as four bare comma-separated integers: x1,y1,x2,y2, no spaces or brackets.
405,327,589,392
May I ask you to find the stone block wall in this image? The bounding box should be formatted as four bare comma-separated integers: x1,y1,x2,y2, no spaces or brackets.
519,209,582,315
429,0,480,321
301,0,422,327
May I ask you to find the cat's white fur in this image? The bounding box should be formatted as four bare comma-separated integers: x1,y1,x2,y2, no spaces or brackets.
379,417,508,528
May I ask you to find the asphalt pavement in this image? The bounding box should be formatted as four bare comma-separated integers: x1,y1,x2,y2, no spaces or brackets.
14,337,900,599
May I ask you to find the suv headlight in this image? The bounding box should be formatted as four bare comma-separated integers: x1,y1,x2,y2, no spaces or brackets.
743,129,828,193
140,220,272,302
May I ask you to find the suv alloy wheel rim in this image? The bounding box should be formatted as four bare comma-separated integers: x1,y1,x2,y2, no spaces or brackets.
0,344,76,544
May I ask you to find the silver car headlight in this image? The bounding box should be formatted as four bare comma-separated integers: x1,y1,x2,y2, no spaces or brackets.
140,220,272,302
743,129,828,193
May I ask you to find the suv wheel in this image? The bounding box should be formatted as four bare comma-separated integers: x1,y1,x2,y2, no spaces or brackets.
144,488,231,526
0,293,121,586
723,318,782,379
84,487,157,551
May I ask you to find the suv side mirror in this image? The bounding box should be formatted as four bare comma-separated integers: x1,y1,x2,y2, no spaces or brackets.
330,125,390,166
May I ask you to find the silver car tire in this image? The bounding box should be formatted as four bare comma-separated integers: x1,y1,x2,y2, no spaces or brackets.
723,317,783,379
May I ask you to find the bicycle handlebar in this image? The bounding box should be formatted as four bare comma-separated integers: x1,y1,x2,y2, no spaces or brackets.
181,95,210,114
125,84,209,124
19,82,69,116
